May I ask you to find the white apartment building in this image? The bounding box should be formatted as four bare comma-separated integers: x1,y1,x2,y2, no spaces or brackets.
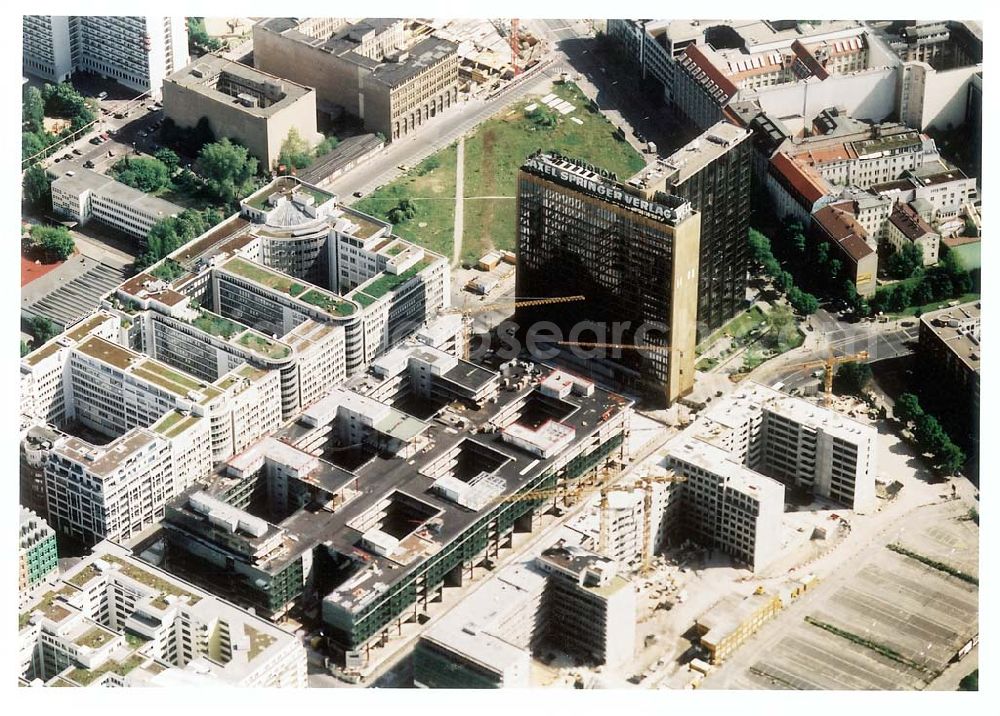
23,16,188,95
703,382,878,512
51,168,182,240
18,541,307,687
886,202,940,265
665,436,785,572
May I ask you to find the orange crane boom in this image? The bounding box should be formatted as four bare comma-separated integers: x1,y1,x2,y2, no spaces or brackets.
442,294,585,317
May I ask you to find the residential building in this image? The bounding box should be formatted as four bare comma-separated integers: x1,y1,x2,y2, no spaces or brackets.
535,541,637,668
626,121,753,334
665,436,785,572
918,301,981,416
18,541,306,687
515,151,701,404
163,55,324,170
19,508,59,608
253,18,459,142
886,201,940,265
811,202,878,297
23,16,188,94
51,168,183,241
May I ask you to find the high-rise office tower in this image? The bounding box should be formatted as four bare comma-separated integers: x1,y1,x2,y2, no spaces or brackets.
22,16,188,95
626,121,753,336
515,151,701,405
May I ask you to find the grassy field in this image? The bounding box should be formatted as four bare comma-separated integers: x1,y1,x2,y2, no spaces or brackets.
353,145,459,258
460,81,646,263
893,292,981,317
352,81,646,265
947,241,981,270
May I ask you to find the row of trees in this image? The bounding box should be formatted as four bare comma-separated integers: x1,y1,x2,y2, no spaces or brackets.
22,165,53,211
110,155,172,193
894,393,966,475
868,250,977,315
187,17,223,54
748,228,820,314
136,208,224,271
833,361,873,396
277,128,340,172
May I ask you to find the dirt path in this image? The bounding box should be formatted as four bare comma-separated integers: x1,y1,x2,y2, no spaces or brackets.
452,136,465,266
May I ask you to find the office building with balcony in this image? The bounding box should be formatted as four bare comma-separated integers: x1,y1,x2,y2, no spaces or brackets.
19,508,59,609
515,151,701,405
18,541,306,687
23,15,188,94
918,300,981,418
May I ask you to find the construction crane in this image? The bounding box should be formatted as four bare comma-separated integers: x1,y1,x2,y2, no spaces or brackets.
786,350,870,407
442,295,585,359
495,470,687,574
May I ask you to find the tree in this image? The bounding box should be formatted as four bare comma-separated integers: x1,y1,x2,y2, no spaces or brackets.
30,225,75,261
958,670,978,691
938,441,966,476
110,156,171,192
886,243,923,279
198,138,259,206
833,361,872,396
748,228,772,265
22,131,48,161
20,340,30,358
791,232,807,255
915,413,947,453
23,165,52,210
187,17,223,53
787,287,819,315
31,316,57,344
894,393,923,425
279,128,314,171
22,85,44,132
774,270,794,294
828,257,843,282
136,208,220,268
41,82,95,129
154,147,181,174
314,135,340,156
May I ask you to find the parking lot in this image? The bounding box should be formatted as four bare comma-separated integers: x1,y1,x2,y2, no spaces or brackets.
706,499,978,690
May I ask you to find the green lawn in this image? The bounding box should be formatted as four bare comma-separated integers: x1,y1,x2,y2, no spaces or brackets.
894,292,981,317
461,82,647,263
354,81,646,265
947,241,981,270
697,305,767,353
353,145,459,258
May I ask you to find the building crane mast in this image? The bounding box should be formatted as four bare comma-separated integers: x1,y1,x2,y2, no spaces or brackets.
781,350,870,407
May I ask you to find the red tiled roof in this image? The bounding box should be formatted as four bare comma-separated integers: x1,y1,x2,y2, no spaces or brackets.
813,205,874,263
680,45,739,104
790,40,830,81
770,152,829,206
890,201,936,240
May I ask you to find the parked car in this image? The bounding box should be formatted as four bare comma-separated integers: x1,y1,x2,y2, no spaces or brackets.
53,156,62,163
62,153,73,160
90,136,101,145
353,191,364,198
138,130,147,138
72,148,82,155
83,160,95,168
97,91,108,100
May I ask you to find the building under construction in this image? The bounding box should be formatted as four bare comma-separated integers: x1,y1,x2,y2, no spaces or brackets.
158,336,632,664
515,151,702,405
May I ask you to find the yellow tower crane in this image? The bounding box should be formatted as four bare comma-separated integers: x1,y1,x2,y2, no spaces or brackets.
494,470,687,573
785,350,870,407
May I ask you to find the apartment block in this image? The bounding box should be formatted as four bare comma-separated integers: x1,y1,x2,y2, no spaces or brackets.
886,201,940,265
253,18,459,142
19,508,59,608
51,168,183,241
626,121,753,334
535,541,637,668
515,151,701,404
918,301,981,416
23,16,188,94
18,541,306,687
163,55,323,170
665,436,785,572
811,203,878,297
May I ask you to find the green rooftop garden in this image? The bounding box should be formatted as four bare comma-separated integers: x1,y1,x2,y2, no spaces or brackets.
67,654,146,686
237,331,291,360
19,590,72,629
224,257,306,297
384,242,407,257
351,292,377,308
193,311,243,340
149,259,187,283
133,360,203,396
153,411,199,439
300,289,356,316
245,625,277,660
354,257,433,301
124,632,150,650
75,626,116,650
102,556,202,609
66,564,102,588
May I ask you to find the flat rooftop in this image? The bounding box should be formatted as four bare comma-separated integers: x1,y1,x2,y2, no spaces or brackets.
666,435,785,503
166,55,314,118
628,121,750,189
920,300,981,374
57,430,161,478
52,168,182,222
